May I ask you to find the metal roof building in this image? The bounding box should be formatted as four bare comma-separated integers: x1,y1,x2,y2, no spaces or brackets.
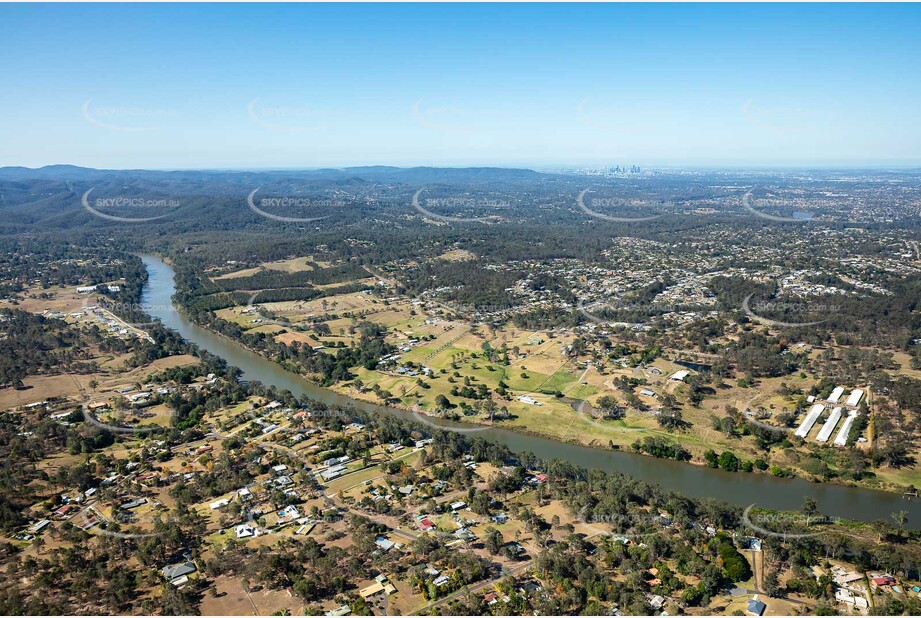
816,407,843,442
795,404,825,438
845,389,864,407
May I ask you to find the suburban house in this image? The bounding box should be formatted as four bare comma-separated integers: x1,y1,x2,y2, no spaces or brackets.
747,598,767,616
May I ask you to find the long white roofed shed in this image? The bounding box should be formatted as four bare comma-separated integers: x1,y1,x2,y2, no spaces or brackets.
845,389,864,407
795,404,825,439
834,411,859,446
816,407,843,443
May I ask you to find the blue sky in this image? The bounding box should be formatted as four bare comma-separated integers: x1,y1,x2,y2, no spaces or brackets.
1,3,920,169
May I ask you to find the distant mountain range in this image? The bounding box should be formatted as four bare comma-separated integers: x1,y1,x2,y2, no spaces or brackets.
0,164,551,235
0,164,544,183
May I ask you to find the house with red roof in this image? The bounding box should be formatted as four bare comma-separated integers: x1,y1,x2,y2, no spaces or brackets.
872,575,896,587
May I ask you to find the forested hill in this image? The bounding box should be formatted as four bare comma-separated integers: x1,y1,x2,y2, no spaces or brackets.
0,164,563,239
0,164,543,183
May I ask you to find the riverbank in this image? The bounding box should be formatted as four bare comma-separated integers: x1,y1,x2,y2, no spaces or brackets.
139,254,921,527
180,298,910,496
190,292,916,498
324,379,919,496
175,254,921,497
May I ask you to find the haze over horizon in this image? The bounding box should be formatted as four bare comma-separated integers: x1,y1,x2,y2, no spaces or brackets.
6,162,921,174
2,3,920,169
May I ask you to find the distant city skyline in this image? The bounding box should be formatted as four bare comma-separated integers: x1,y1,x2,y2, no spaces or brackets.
2,3,920,169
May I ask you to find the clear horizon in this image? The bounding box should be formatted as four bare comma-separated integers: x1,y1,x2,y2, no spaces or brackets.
2,3,920,169
7,162,921,173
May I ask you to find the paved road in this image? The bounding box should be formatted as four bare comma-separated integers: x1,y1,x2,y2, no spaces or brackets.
310,468,420,543
410,528,608,615
411,559,533,615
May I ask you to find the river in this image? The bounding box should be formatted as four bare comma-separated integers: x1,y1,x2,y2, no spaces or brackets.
140,255,920,528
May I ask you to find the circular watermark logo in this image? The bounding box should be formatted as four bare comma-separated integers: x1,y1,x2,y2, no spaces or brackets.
247,97,329,133
76,412,335,540
576,297,612,326
81,406,171,436
242,290,303,329
741,504,844,540
741,293,834,328
576,297,687,327
82,98,178,132
74,504,177,540
574,506,671,540
423,297,517,319
577,189,667,223
256,438,314,469
411,189,498,223
743,99,834,134
81,188,180,223
79,296,170,330
244,405,356,438
246,189,335,224
742,190,814,223
409,407,489,435
576,99,670,132
742,413,794,437
567,398,646,435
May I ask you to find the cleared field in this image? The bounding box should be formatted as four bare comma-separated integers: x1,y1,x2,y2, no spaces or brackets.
540,367,581,393
347,341,831,474
329,467,386,497
498,397,655,445
874,463,921,488
327,450,423,495
210,255,324,281
315,276,376,290
261,256,317,273
217,283,908,490
247,323,288,336
436,249,478,262
892,351,921,380
275,331,324,347
98,402,175,428
0,354,198,410
210,266,262,280
216,291,392,332
200,574,306,616
0,374,86,408
5,285,91,314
